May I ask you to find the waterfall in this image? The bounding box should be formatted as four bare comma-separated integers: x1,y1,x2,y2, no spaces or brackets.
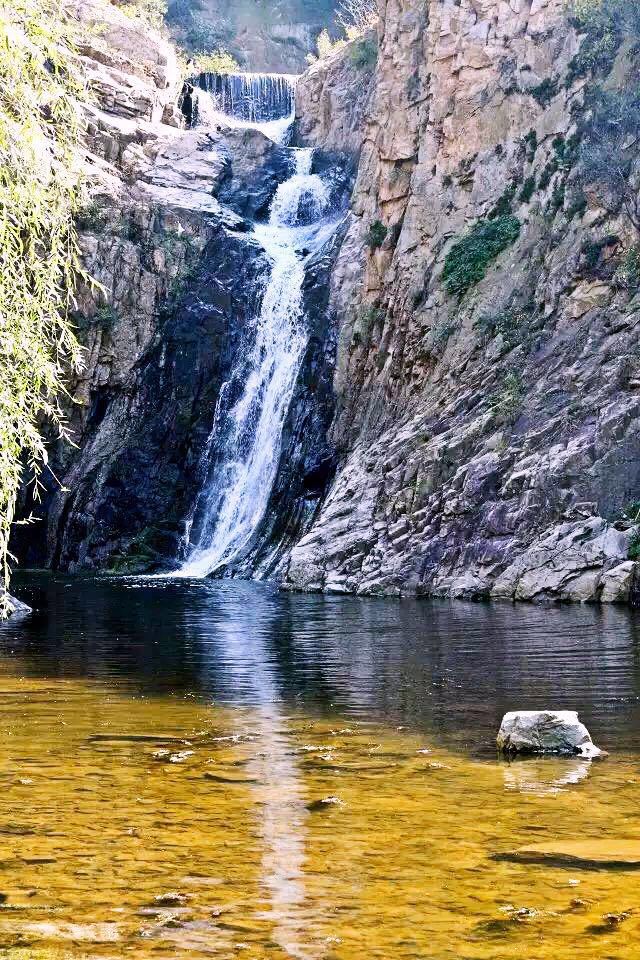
197,73,297,123
191,72,298,144
175,148,334,579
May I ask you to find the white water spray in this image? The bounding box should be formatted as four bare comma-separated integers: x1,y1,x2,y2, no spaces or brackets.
176,148,333,579
193,72,298,144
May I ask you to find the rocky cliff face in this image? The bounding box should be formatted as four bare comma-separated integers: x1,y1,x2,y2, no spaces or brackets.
167,0,338,72
286,0,640,603
16,0,338,573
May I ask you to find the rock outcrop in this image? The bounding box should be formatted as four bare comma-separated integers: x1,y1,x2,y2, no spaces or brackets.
295,33,377,157
284,0,640,604
497,711,605,759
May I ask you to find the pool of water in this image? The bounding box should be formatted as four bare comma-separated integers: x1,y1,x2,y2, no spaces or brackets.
0,573,639,959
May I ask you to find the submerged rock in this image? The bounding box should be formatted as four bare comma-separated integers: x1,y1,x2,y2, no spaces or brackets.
497,711,606,758
494,841,640,870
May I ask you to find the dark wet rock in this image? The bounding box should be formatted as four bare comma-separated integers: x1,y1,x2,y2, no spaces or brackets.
306,796,343,812
216,127,291,220
88,735,191,744
153,892,189,907
21,226,268,574
203,772,259,785
602,911,632,925
493,841,640,871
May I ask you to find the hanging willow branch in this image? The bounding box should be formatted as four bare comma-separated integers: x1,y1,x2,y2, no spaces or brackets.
0,0,85,614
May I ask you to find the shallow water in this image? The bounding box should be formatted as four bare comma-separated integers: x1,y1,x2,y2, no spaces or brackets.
1,574,640,958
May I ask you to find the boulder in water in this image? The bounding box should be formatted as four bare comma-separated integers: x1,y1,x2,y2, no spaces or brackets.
497,710,606,758
1,594,32,618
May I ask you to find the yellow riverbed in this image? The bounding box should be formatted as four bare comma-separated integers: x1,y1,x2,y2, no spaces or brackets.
0,670,637,960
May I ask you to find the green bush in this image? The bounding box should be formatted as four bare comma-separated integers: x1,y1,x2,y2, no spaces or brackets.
366,219,388,249
191,50,239,74
523,129,538,162
489,184,516,219
519,176,536,203
442,216,521,296
567,0,639,82
615,244,640,290
493,370,524,421
530,77,558,106
579,87,640,233
349,36,377,69
476,308,528,348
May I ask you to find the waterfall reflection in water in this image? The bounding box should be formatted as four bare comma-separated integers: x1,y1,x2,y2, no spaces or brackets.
3,576,640,956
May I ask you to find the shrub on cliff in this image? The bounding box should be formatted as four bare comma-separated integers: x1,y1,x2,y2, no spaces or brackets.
567,0,640,85
349,35,377,70
442,217,521,296
0,0,84,613
366,220,388,249
579,88,640,232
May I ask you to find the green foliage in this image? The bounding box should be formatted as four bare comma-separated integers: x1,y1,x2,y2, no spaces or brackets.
76,200,107,233
476,308,529,349
308,27,346,63
366,219,388,249
349,35,377,69
108,524,170,573
581,238,605,271
615,243,640,290
538,159,558,191
579,87,640,232
622,500,640,522
519,176,536,203
191,49,239,74
493,370,524,421
629,531,640,561
621,500,640,558
352,305,384,345
530,77,559,107
430,321,456,352
117,0,167,28
523,129,538,162
95,305,119,326
489,184,516,219
442,216,521,297
566,188,588,220
0,0,85,613
567,0,639,83
551,181,566,212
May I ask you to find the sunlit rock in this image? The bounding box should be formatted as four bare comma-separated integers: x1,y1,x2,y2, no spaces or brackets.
497,710,606,758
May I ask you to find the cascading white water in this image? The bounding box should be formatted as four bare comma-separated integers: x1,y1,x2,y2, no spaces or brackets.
192,72,298,144
176,149,333,579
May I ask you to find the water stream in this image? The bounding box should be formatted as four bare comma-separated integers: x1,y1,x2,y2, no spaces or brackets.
192,72,298,143
176,77,338,579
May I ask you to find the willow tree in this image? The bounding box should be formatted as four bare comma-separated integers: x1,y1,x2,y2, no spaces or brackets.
0,0,85,613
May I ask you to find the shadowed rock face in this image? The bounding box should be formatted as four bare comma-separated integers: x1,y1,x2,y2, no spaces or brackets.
40,226,269,573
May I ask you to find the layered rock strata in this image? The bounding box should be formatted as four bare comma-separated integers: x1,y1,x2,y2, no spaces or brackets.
285,0,640,603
